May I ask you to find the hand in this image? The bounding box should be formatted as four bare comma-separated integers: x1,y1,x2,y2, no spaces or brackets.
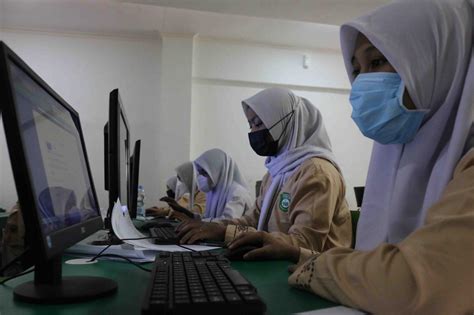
176,220,226,244
228,231,300,262
168,210,194,222
160,197,194,218
145,206,169,217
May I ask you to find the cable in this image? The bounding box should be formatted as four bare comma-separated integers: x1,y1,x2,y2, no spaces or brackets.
0,268,34,285
178,244,197,252
88,236,158,262
90,254,151,273
0,248,30,275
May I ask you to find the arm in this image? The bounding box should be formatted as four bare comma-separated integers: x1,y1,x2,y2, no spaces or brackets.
271,160,351,251
288,151,474,314
219,174,269,242
191,191,206,215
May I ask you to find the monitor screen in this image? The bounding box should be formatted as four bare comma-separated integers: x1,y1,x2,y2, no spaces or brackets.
1,42,116,303
8,60,100,236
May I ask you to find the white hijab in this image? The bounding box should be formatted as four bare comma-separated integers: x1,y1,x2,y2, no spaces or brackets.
166,176,178,196
340,0,474,250
175,161,197,210
242,87,340,231
194,148,251,219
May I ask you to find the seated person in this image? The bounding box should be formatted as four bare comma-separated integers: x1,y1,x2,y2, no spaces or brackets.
147,162,206,220
164,176,178,199
177,87,352,251
193,148,252,222
229,1,474,313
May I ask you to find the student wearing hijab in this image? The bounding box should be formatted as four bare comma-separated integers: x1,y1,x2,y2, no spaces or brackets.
147,162,206,219
177,87,352,251
193,148,252,221
230,0,474,313
165,176,178,199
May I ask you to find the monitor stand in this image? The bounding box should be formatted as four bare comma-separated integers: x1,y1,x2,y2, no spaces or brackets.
14,255,117,304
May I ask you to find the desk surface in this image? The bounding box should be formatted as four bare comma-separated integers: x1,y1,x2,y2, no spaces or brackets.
0,256,336,315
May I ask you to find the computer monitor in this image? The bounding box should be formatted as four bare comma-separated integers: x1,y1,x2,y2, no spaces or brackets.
104,89,130,230
0,42,117,303
129,140,141,219
104,123,109,191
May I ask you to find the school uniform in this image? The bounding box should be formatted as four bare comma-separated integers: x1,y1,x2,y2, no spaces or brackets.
220,87,352,252
289,149,474,314
223,157,351,251
288,0,474,313
194,148,252,221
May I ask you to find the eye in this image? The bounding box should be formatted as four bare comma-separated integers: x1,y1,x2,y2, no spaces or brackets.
370,58,387,68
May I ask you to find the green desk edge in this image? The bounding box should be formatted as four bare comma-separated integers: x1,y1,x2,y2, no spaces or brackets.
0,255,337,315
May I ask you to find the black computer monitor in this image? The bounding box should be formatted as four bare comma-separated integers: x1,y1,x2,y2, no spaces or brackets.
104,89,130,230
104,122,109,191
129,140,141,219
0,42,117,303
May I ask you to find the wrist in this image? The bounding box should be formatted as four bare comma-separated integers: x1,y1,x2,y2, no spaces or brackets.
287,246,300,263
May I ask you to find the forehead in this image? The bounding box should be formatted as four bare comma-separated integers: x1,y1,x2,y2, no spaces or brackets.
351,34,384,65
244,105,261,120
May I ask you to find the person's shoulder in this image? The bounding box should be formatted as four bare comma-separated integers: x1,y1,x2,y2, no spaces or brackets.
296,157,340,178
454,148,474,176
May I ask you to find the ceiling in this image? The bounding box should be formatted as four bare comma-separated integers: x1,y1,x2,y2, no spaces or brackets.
120,0,392,25
0,0,391,50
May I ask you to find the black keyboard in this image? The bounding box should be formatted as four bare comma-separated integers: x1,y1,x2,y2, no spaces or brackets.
141,252,266,315
149,226,180,245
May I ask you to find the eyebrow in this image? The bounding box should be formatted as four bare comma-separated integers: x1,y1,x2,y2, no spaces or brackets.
351,45,379,65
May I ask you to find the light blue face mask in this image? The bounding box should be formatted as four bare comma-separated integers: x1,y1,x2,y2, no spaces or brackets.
350,72,426,144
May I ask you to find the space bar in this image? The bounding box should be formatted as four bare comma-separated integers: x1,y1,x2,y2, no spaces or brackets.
224,269,250,286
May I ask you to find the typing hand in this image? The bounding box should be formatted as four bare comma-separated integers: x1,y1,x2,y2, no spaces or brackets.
146,206,170,217
176,221,226,244
168,210,193,222
228,231,300,262
160,197,194,218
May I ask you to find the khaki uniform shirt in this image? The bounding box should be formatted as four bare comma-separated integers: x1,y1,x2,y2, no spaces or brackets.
178,191,206,215
158,191,206,217
222,157,352,252
289,149,474,315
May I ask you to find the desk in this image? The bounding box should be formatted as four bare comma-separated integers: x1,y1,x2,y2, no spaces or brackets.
0,256,337,314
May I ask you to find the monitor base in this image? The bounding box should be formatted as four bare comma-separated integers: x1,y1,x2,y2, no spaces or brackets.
14,276,117,304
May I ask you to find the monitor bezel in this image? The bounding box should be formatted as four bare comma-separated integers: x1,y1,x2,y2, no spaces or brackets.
0,42,103,261
129,140,141,219
107,89,130,220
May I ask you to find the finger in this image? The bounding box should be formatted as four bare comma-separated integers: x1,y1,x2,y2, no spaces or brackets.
244,245,274,261
176,219,192,232
187,232,204,244
176,222,199,237
229,232,262,249
180,230,198,244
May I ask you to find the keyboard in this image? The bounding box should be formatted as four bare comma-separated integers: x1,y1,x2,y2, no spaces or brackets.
141,252,266,315
149,226,180,245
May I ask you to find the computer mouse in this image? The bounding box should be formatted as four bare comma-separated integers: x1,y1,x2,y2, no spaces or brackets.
224,245,260,261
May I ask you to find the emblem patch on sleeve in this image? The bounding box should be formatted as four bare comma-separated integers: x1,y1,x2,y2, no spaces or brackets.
279,192,291,212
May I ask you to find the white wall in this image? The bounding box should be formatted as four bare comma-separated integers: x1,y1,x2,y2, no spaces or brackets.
0,30,161,210
0,27,373,212
191,38,372,208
